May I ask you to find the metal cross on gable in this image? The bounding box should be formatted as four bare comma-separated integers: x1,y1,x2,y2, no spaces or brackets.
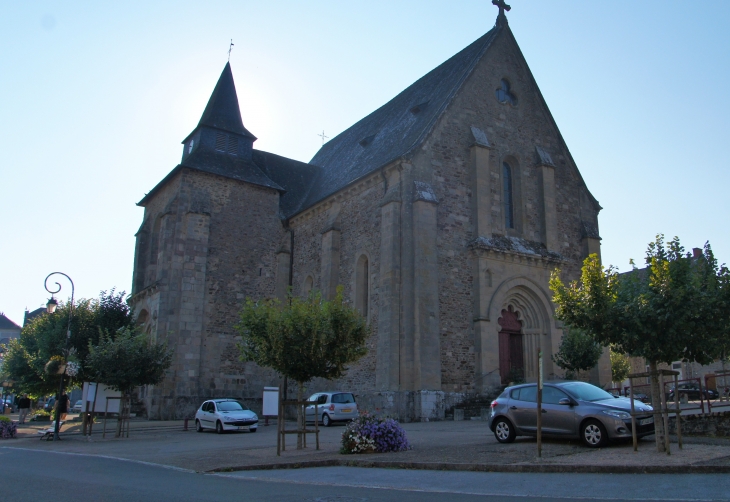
317,130,329,146
492,0,511,17
228,39,234,62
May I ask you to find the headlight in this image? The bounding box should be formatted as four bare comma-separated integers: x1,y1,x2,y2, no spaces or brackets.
602,410,631,419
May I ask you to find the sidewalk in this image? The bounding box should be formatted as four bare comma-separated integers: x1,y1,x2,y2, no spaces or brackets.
2,417,729,474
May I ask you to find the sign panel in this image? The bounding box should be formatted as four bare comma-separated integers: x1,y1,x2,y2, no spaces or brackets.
262,386,279,417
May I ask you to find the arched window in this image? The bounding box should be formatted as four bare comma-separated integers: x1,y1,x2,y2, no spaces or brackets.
303,275,314,296
355,255,369,318
503,162,514,229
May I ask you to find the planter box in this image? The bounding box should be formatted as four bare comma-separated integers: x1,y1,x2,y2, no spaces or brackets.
31,416,51,422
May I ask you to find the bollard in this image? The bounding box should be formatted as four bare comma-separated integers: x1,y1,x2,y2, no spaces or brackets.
184,417,189,431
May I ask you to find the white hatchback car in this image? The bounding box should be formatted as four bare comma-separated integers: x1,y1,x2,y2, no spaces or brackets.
195,399,258,434
305,392,358,426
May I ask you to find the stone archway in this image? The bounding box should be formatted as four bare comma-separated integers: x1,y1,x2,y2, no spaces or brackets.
488,277,557,384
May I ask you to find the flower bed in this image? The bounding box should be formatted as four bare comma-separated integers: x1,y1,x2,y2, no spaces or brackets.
341,413,411,454
0,416,17,439
31,410,52,422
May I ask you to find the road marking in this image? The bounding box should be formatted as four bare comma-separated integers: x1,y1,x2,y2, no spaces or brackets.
209,468,728,501
0,446,197,474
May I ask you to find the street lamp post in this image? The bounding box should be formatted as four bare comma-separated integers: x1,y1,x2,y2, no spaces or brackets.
44,272,75,441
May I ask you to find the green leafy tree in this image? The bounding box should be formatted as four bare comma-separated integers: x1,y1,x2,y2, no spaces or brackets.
236,287,369,448
551,327,603,380
85,327,173,436
550,236,727,452
610,346,631,386
85,327,173,395
0,290,134,395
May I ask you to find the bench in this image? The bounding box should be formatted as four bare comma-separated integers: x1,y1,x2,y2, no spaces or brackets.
38,421,65,440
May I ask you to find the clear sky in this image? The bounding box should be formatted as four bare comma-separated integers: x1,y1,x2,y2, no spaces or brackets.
1,1,729,326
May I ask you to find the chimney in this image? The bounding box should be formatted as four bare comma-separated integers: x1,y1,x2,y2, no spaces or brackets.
692,248,702,259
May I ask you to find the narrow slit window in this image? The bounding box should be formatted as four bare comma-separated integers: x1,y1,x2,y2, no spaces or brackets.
188,139,194,154
503,162,514,229
215,132,227,151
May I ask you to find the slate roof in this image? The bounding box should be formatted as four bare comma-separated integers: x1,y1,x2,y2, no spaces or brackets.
0,313,21,331
252,150,321,218
24,307,46,326
181,149,283,191
186,62,256,141
298,26,500,213
138,149,285,206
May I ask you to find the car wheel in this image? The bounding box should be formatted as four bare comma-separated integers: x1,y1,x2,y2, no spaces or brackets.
195,419,203,433
249,428,257,433
216,420,224,434
493,417,516,443
322,413,332,427
581,419,608,448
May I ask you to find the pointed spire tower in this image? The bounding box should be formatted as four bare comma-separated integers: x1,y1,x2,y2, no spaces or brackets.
181,62,256,162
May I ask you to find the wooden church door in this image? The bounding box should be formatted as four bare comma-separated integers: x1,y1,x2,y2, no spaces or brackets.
498,307,524,384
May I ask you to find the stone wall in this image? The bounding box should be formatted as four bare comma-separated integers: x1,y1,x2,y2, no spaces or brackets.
289,171,385,393
668,412,730,437
402,26,608,393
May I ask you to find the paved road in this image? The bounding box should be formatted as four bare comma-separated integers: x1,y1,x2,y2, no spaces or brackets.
3,447,728,501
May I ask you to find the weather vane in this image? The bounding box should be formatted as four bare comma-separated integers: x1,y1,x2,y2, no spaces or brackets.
228,39,234,62
317,130,329,146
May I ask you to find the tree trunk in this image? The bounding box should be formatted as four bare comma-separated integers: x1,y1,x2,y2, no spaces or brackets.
296,383,304,450
648,361,666,452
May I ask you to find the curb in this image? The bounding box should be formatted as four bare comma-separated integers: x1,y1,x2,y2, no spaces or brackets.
209,458,730,475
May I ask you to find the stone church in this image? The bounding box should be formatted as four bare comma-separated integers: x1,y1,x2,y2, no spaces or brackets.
130,9,610,420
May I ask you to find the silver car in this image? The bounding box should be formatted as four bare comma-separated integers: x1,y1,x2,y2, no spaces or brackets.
487,381,655,448
305,392,358,427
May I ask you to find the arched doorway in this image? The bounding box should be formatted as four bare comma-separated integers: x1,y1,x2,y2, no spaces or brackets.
498,306,524,384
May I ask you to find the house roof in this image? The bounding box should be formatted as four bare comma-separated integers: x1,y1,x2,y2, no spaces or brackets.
0,313,21,331
186,62,256,141
297,26,500,213
24,307,46,326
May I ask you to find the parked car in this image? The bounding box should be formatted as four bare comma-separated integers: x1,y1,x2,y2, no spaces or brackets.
488,381,655,448
1,398,14,412
666,384,718,402
304,392,358,427
194,399,258,434
44,397,56,412
71,400,83,413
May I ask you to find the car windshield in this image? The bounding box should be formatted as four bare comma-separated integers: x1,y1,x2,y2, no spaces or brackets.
216,401,247,411
560,382,614,402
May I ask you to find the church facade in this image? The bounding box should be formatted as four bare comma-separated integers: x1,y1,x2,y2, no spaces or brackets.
130,12,610,420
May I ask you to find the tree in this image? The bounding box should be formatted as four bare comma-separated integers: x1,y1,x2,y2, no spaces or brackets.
610,346,631,386
0,290,134,395
236,287,369,448
549,236,728,452
85,327,173,436
551,326,603,380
